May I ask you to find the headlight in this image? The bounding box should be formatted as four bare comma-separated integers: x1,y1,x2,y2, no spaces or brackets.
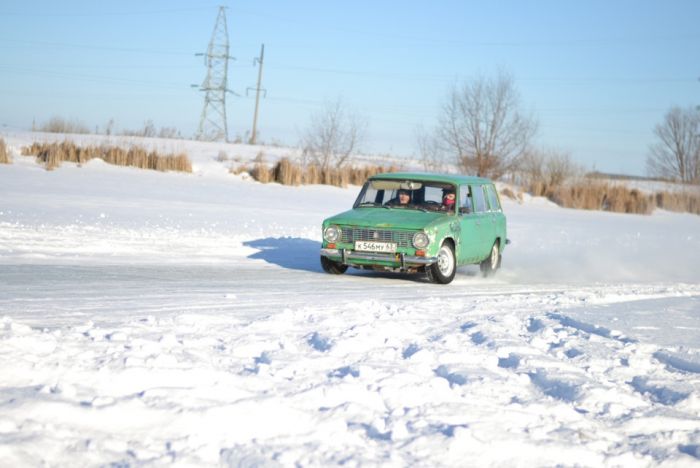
412,232,429,249
323,225,341,243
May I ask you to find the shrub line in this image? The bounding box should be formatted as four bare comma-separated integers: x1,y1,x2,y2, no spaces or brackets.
517,179,700,215
236,157,402,188
14,140,699,216
0,138,10,164
21,141,192,173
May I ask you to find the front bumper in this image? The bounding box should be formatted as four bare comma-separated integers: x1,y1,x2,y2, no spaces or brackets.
320,248,438,268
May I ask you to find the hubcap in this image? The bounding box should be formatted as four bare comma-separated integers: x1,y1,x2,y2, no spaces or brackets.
490,244,498,269
438,246,454,275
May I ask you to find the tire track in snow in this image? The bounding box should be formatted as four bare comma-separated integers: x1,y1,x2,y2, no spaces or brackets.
2,266,699,465
401,290,700,463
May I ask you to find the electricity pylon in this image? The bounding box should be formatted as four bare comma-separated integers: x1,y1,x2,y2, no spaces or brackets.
195,6,234,142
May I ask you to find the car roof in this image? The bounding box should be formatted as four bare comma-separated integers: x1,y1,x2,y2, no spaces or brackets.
369,171,493,185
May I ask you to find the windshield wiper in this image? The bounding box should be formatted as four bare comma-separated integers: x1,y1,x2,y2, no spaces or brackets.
358,202,378,207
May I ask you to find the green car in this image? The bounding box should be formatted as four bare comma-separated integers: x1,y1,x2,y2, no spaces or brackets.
320,172,508,284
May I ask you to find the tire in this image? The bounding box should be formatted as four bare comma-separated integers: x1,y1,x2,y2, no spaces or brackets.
480,241,501,277
320,255,348,274
426,241,456,284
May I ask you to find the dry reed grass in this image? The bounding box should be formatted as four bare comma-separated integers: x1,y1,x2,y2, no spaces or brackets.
524,178,700,216
39,116,90,134
0,138,10,164
237,157,402,188
531,180,650,214
519,154,700,215
21,141,192,173
500,187,523,202
655,190,700,215
244,158,700,215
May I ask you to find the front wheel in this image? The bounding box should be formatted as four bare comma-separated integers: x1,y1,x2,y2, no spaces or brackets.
480,242,501,277
321,255,348,274
426,242,456,284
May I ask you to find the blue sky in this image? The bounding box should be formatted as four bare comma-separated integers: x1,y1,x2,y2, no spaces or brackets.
1,1,698,176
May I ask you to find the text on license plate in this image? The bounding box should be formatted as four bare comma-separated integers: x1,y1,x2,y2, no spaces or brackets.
355,241,397,253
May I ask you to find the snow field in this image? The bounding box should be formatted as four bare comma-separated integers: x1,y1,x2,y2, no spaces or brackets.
1,132,699,466
2,286,699,465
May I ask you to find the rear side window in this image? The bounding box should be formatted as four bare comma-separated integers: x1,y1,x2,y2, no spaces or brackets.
459,185,473,213
485,184,501,211
472,185,487,213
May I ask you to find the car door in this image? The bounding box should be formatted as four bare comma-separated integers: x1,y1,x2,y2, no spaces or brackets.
456,184,482,263
470,184,494,259
485,183,506,246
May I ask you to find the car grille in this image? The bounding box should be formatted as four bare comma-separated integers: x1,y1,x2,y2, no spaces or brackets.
340,227,415,248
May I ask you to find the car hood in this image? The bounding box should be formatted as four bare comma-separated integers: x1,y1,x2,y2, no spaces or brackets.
325,208,449,230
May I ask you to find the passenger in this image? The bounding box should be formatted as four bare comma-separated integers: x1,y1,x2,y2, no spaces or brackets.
442,189,456,211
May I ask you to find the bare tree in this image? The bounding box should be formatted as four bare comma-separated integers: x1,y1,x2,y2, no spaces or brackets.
416,124,447,172
104,118,115,136
647,106,700,183
437,72,537,178
300,98,366,172
142,120,157,138
158,126,183,139
543,149,579,187
519,147,580,194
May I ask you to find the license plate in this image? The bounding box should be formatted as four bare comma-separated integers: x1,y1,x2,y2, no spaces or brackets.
355,241,397,253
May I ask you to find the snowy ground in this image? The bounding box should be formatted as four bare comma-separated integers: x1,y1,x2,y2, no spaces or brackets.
1,134,700,466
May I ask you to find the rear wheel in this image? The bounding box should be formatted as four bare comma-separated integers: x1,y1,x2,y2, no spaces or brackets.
480,241,501,277
426,241,456,284
320,255,348,274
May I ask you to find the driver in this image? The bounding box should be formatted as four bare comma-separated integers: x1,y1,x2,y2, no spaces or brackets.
388,189,412,206
397,189,411,205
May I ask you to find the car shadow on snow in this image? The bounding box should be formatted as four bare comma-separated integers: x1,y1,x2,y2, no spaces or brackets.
353,265,481,284
243,237,425,281
243,237,481,283
244,237,324,273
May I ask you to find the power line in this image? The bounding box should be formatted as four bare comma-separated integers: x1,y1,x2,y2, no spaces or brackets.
0,38,195,56
266,62,696,84
225,6,700,47
0,6,218,17
0,65,190,89
0,38,693,85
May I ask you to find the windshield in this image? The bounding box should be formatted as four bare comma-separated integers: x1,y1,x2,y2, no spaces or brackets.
355,179,456,213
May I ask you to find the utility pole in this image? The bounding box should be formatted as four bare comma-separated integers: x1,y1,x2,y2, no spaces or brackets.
248,44,266,145
194,6,235,142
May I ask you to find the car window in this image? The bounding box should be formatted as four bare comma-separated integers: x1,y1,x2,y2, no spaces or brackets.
355,185,383,205
459,185,473,214
355,180,455,212
485,184,501,211
472,184,487,213
423,186,444,204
